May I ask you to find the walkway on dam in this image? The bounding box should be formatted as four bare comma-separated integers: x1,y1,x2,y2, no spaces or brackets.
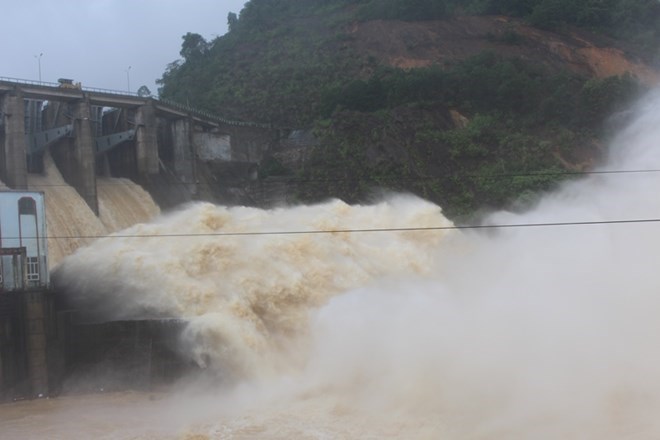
0,76,276,216
0,76,270,129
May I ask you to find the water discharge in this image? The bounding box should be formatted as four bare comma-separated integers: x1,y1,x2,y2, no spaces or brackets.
55,195,453,377
27,151,160,268
5,90,660,438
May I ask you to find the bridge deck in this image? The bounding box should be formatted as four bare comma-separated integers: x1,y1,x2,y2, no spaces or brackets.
0,77,270,129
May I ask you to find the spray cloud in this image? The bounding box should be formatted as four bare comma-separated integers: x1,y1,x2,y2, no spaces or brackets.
49,90,660,438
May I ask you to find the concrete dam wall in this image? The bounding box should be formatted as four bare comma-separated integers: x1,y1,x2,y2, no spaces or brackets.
0,79,279,400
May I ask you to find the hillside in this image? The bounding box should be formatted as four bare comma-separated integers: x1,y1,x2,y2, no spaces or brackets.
350,16,658,82
157,0,660,219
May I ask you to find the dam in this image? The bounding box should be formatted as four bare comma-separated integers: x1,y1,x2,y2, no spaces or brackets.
0,77,275,214
0,78,278,401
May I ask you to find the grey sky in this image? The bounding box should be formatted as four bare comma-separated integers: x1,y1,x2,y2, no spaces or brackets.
1,0,247,95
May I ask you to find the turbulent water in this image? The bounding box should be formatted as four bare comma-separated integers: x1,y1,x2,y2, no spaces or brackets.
55,195,453,378
5,91,660,439
26,152,160,268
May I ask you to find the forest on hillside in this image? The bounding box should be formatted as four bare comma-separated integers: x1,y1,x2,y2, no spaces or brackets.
156,0,659,219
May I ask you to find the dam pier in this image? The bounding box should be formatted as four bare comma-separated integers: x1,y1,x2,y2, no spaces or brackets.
0,77,275,212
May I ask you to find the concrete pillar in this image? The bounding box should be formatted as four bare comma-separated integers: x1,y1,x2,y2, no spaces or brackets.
136,102,159,176
72,97,98,215
23,291,48,397
0,350,4,400
1,90,28,189
188,116,198,194
171,118,197,194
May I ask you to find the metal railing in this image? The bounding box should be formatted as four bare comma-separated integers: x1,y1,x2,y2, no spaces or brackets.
158,98,271,129
82,85,140,97
0,76,272,129
0,76,58,87
0,76,142,97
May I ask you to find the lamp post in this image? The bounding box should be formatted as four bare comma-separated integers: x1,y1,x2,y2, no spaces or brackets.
126,66,131,93
34,53,43,83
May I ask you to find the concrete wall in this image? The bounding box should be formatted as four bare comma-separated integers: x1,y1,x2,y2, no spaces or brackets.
171,119,196,186
71,98,98,215
1,91,28,189
223,125,273,163
24,292,48,397
1,82,281,214
0,293,28,400
64,319,195,392
0,290,56,401
136,103,159,175
195,131,231,161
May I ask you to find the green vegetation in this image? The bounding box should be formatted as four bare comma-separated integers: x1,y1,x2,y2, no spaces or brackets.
319,53,642,128
157,0,652,219
158,1,362,127
300,53,643,217
356,0,660,50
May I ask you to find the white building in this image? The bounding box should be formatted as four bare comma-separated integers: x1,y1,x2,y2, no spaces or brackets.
0,192,49,291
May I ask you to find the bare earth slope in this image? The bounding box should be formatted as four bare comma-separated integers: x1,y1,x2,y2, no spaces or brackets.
349,16,659,85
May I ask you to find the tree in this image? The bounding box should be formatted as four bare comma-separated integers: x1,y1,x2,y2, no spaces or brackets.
227,12,239,32
137,85,152,97
180,32,209,62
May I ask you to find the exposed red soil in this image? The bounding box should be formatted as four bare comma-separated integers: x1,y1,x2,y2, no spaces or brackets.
348,16,660,86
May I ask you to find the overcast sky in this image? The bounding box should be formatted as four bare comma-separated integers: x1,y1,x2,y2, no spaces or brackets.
1,0,247,95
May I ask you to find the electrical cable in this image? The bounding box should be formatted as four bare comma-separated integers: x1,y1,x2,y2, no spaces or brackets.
22,168,660,188
4,216,658,241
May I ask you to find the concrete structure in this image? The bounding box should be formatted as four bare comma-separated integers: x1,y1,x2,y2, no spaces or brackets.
0,191,49,290
66,319,195,392
0,90,28,189
0,191,51,400
0,190,192,401
0,79,277,399
0,78,275,213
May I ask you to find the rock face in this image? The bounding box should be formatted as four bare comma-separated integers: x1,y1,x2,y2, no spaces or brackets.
350,16,659,86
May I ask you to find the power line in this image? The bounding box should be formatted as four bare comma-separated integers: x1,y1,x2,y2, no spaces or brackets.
22,167,660,189
11,216,660,241
465,168,660,178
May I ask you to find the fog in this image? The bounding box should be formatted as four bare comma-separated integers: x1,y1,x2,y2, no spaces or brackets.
0,1,247,93
18,89,660,438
